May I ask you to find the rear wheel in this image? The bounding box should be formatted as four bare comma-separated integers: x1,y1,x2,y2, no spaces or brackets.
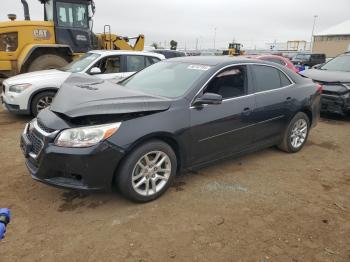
117,140,177,202
27,54,68,72
30,91,56,116
278,112,310,153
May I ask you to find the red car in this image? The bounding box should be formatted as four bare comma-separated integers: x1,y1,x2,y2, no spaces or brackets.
246,55,299,72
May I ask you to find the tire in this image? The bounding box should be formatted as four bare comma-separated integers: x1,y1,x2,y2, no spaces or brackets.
117,140,177,202
27,54,68,72
30,91,56,116
278,112,310,153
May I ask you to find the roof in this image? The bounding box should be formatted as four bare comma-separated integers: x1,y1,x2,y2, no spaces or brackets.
88,50,165,59
315,20,350,36
168,56,254,66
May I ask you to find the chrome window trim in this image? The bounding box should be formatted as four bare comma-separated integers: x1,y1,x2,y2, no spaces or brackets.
190,63,295,108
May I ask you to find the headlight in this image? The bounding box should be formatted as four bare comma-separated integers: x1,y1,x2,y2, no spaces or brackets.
55,122,121,148
9,83,32,93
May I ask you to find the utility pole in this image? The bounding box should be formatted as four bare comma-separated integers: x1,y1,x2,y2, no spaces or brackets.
310,15,318,52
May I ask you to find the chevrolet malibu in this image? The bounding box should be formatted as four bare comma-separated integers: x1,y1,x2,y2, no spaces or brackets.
21,57,321,202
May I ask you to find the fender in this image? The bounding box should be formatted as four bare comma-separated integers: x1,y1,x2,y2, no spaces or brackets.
18,44,73,72
27,87,59,113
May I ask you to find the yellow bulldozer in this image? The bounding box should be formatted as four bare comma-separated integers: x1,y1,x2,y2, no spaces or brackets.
223,42,244,56
0,0,145,78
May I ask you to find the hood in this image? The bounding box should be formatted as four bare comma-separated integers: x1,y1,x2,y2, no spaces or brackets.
4,69,71,86
300,69,350,83
50,74,172,118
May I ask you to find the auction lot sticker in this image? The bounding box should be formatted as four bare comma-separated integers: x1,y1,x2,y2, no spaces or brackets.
188,65,211,71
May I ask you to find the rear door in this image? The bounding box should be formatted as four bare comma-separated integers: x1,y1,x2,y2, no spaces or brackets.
250,64,295,144
190,65,256,165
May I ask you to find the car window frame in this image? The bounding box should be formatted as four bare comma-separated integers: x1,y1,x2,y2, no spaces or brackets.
250,64,294,94
190,63,255,108
86,55,122,75
202,65,250,100
190,63,295,108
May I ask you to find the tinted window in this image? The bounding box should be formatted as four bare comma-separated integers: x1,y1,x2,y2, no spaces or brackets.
253,65,291,92
126,56,146,72
279,71,292,86
205,66,247,99
146,56,161,67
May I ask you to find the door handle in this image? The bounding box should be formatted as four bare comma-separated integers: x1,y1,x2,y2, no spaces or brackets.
242,107,251,115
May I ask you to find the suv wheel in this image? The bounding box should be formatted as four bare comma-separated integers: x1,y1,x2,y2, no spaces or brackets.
117,140,177,202
278,112,310,153
31,91,56,116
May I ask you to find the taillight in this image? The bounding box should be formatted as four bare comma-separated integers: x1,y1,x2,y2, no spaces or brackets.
316,83,323,93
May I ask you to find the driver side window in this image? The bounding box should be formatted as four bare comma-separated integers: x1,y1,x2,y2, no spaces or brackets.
92,56,121,74
204,65,248,99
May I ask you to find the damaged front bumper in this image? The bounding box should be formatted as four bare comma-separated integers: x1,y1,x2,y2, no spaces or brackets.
21,121,125,191
320,84,350,115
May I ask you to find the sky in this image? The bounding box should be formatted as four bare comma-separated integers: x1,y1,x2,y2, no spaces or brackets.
1,0,349,50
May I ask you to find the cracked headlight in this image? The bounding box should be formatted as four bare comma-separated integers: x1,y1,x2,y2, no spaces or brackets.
9,83,32,93
55,122,121,148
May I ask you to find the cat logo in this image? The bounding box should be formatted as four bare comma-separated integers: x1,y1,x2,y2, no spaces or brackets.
33,29,51,40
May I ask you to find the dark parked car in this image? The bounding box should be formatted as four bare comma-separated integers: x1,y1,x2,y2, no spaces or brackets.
292,53,326,68
20,57,321,202
300,52,350,115
151,49,187,59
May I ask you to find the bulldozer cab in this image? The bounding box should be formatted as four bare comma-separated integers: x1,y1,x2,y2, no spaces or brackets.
42,0,94,53
228,43,242,56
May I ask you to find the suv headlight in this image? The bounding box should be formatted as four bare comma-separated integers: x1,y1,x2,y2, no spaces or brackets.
9,83,32,93
55,122,121,148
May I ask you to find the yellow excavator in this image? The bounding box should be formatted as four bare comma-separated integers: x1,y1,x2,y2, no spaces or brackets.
0,0,145,77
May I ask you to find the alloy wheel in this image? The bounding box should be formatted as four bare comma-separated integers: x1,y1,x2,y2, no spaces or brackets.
131,151,172,196
36,96,53,112
290,119,308,149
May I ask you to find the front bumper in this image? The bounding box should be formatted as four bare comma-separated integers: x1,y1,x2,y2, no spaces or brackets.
321,93,350,115
21,121,125,191
1,95,30,114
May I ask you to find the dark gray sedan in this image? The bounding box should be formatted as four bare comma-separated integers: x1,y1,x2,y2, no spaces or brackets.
21,57,321,202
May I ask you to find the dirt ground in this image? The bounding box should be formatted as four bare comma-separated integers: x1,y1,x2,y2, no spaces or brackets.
0,108,349,262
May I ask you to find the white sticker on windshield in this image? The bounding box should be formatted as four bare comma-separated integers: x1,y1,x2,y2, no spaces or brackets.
187,65,211,71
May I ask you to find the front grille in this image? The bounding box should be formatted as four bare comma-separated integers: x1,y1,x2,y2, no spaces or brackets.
37,119,55,133
27,131,44,155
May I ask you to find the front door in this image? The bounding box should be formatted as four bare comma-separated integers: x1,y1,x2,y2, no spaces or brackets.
190,65,256,165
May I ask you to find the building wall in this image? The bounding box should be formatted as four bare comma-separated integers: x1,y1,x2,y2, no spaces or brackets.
313,35,350,57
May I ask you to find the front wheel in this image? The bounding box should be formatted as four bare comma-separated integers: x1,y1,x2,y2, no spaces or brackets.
117,140,177,202
278,112,310,153
30,91,56,116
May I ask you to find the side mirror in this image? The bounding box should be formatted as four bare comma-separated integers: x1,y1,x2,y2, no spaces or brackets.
89,67,101,75
193,92,222,106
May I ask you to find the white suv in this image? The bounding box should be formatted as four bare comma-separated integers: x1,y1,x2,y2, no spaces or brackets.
1,50,164,116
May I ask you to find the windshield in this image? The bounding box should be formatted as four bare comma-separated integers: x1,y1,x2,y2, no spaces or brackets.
120,61,210,98
60,53,100,73
320,54,350,72
294,54,310,60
